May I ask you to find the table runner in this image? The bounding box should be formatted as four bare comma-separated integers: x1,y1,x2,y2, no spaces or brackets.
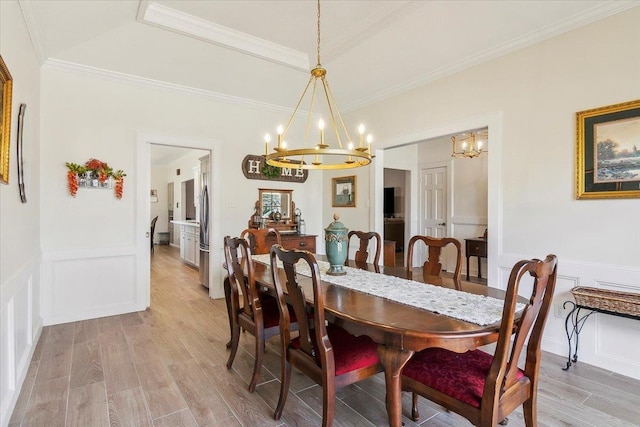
252,254,524,326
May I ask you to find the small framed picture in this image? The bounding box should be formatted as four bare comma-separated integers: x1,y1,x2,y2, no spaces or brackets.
576,99,640,199
332,175,356,207
150,189,158,203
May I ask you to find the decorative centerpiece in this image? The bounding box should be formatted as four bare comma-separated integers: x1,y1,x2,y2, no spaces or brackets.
325,213,348,275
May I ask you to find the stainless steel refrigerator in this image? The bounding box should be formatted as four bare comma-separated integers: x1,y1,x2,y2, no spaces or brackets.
199,181,210,288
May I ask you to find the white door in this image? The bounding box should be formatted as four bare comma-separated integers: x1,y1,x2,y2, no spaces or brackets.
420,166,447,237
416,166,449,268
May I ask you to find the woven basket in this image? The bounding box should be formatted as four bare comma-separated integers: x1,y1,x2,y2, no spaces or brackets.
571,287,640,317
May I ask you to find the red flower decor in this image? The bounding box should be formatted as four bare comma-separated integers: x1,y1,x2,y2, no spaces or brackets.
67,170,79,197
65,159,126,199
113,171,126,199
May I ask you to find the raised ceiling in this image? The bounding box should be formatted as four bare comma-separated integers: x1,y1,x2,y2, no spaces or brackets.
20,0,637,111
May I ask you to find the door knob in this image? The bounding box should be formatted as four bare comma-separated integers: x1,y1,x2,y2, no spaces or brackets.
146,232,150,237
438,222,446,226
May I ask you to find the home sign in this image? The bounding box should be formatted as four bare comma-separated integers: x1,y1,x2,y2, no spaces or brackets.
241,154,308,183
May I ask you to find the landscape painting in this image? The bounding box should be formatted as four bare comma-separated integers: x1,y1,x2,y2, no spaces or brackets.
594,116,640,183
576,99,640,199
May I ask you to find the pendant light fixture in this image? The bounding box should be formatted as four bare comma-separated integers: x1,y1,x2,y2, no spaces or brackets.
451,130,488,159
263,0,374,170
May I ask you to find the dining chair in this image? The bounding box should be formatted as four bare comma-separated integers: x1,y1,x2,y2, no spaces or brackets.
401,254,558,427
150,216,158,252
406,235,463,290
223,236,300,392
346,230,381,272
241,227,282,255
269,245,382,426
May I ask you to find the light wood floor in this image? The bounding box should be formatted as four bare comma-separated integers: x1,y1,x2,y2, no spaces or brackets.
9,245,640,426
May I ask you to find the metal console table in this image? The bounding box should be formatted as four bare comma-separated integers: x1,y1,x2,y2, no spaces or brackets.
563,287,640,370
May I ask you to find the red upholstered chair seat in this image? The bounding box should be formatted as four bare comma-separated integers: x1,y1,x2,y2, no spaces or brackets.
402,347,525,408
292,324,380,376
258,294,297,329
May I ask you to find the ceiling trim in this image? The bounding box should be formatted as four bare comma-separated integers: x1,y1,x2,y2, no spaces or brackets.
138,1,310,72
43,58,296,114
343,1,639,112
18,0,47,65
323,2,423,62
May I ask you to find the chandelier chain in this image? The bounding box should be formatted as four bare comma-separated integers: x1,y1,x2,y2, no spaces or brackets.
316,0,321,66
263,0,374,170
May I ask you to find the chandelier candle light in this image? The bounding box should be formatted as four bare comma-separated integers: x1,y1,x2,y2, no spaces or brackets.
451,130,488,159
263,0,374,170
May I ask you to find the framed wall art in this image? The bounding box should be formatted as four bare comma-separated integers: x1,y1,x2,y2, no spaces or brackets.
0,55,13,185
576,99,640,199
332,175,356,207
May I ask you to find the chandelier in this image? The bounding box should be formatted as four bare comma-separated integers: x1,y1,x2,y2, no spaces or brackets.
451,130,488,159
263,0,374,170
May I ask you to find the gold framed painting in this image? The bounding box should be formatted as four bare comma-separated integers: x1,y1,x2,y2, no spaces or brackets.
332,175,356,207
0,55,13,184
576,99,640,199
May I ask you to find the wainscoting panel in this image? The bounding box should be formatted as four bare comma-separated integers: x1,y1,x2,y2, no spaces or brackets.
498,253,640,380
41,247,145,326
0,256,42,427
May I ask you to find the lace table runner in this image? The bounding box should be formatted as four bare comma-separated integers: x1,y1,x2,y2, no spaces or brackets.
252,254,523,326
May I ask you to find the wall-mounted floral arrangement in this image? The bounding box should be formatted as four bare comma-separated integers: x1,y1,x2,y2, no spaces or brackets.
65,158,126,199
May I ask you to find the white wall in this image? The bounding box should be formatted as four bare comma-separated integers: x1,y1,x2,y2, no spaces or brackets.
0,1,43,424
322,166,372,254
38,63,324,326
339,8,640,379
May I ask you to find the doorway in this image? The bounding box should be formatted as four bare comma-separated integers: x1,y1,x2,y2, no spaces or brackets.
378,117,495,282
150,146,208,250
383,168,410,267
136,133,223,310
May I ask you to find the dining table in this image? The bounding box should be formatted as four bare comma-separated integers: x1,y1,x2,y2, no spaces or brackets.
226,256,522,427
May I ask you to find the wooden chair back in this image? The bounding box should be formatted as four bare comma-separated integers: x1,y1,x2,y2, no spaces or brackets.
150,216,158,251
406,235,462,290
403,254,558,426
223,236,262,330
224,235,293,392
346,230,382,272
241,227,282,255
269,245,381,425
492,254,558,403
270,246,326,370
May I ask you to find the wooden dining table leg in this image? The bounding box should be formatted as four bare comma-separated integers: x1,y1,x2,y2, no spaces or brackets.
377,344,414,427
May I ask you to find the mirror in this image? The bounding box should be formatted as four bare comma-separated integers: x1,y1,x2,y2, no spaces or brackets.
259,188,293,220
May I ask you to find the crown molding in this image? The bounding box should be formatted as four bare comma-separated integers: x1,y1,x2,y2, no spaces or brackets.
324,2,422,62
138,1,309,72
18,0,47,65
42,58,296,114
343,1,640,112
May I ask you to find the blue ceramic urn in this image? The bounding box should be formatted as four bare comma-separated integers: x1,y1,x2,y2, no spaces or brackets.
325,214,348,276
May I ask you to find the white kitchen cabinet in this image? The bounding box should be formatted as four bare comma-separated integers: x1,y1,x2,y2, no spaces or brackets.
179,226,185,259
194,232,200,267
177,222,199,268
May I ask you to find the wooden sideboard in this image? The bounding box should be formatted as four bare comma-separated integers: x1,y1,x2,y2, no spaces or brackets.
266,233,317,253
